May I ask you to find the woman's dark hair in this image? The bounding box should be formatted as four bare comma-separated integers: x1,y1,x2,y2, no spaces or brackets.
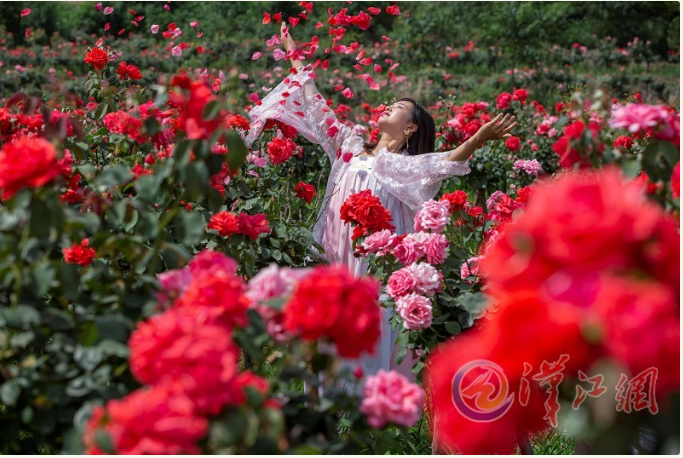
363,97,436,156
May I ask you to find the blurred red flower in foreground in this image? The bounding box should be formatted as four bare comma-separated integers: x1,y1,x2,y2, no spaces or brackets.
0,137,60,200
283,265,381,357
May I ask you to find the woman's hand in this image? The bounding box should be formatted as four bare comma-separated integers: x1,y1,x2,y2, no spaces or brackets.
476,113,518,142
281,22,303,70
281,22,296,54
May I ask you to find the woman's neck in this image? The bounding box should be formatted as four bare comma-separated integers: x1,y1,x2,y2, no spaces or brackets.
372,134,405,155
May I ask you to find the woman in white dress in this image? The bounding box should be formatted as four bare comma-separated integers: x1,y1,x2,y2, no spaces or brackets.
243,24,518,381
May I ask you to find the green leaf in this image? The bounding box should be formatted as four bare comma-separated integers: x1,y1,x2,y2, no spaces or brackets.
31,261,55,296
173,139,193,170
174,211,205,246
226,130,249,171
94,165,132,190
184,161,209,201
444,321,462,335
202,100,221,121
621,158,641,178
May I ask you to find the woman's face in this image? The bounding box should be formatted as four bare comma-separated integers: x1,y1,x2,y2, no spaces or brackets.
378,100,416,134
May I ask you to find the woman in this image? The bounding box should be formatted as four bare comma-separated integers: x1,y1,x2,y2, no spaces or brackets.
244,24,517,380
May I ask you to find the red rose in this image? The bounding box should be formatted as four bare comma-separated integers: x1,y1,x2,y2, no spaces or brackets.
504,136,521,151
264,119,298,139
481,167,680,301
84,47,109,70
283,265,381,358
208,211,240,237
116,62,142,80
440,190,469,212
294,181,316,204
82,384,208,455
512,88,528,104
551,120,602,169
266,137,297,165
174,268,250,328
592,277,679,397
613,135,634,150
237,212,270,240
0,137,59,200
225,114,250,131
496,92,512,110
63,239,97,266
672,162,680,198
340,189,395,239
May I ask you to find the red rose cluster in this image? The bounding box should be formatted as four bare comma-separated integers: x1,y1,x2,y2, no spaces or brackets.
340,189,395,240
294,181,316,204
426,167,680,454
62,239,97,266
84,251,268,454
552,119,604,169
115,61,142,81
283,265,381,358
208,211,271,240
266,136,298,165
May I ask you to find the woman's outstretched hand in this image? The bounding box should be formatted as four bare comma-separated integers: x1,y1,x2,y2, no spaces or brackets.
280,22,295,54
476,114,518,142
281,22,304,70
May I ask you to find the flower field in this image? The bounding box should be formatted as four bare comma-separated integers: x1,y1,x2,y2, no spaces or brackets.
0,1,679,455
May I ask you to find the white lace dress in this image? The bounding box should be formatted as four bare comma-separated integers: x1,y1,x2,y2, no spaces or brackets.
243,67,471,380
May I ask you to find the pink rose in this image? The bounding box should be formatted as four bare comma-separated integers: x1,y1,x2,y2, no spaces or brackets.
414,199,451,233
156,268,192,307
246,264,312,303
423,233,448,265
360,370,425,428
406,262,442,297
386,268,417,299
171,46,182,57
460,255,483,282
393,237,421,265
362,229,396,256
188,250,238,277
396,293,433,330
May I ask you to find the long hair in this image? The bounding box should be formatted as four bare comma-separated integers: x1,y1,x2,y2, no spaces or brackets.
363,97,436,156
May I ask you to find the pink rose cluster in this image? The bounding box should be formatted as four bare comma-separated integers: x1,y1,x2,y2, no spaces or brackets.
386,262,442,330
414,199,451,233
360,369,425,428
609,102,680,148
512,159,543,175
387,262,443,299
393,232,449,265
361,229,399,256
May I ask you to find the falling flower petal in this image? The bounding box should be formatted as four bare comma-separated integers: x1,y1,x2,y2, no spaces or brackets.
103,6,114,14
171,45,182,56
386,5,400,15
151,24,159,34
95,3,103,10
20,9,31,17
272,48,286,61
